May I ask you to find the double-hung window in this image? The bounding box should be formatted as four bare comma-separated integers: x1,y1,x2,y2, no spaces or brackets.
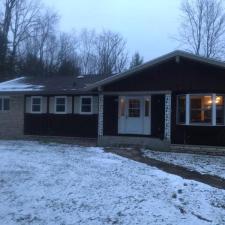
0,97,10,112
55,97,67,114
80,96,93,114
177,94,225,126
31,97,42,113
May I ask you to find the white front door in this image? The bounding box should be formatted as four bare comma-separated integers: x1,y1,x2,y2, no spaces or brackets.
118,96,151,135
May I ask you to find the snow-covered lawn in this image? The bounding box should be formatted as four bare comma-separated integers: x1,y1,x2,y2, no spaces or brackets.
0,141,224,225
143,149,225,179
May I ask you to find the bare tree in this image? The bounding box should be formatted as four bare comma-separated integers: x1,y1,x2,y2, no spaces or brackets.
95,30,128,75
10,0,41,70
78,29,98,75
0,1,129,77
21,8,59,75
35,10,59,63
203,0,225,57
56,32,80,76
0,0,16,71
178,0,225,58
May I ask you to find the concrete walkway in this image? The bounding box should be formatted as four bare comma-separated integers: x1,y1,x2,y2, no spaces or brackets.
104,147,225,190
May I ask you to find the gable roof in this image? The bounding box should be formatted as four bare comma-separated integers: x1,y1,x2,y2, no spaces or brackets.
0,74,108,94
85,50,225,91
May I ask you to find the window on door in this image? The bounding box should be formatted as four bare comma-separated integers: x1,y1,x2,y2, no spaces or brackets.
144,98,150,117
119,97,126,117
128,99,140,117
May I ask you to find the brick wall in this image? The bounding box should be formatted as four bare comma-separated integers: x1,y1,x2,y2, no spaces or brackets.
0,94,24,138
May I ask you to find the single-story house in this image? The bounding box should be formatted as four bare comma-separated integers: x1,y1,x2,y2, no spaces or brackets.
1,50,225,148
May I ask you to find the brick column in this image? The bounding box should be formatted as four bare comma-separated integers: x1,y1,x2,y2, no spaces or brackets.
98,94,104,138
164,94,172,142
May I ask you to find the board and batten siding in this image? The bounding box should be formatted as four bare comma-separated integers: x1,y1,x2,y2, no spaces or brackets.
26,96,99,114
24,95,99,138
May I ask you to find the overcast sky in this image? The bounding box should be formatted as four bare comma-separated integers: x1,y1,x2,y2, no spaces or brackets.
45,0,181,62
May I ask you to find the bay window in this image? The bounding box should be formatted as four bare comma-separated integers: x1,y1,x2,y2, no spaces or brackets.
177,94,225,126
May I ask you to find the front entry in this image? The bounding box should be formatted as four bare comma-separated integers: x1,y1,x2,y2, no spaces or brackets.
118,96,151,135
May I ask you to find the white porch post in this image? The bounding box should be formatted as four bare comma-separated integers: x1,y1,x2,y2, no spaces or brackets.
98,94,104,138
164,94,172,142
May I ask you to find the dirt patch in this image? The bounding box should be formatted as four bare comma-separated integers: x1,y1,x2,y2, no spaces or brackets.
104,147,225,190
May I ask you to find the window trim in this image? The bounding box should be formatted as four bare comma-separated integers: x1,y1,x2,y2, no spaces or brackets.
0,96,10,112
54,96,67,114
31,96,42,114
80,96,93,115
177,93,225,127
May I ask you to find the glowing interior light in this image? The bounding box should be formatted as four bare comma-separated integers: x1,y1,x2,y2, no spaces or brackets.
216,96,221,104
207,96,221,104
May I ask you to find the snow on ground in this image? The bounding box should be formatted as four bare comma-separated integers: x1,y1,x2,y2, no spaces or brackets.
143,149,225,179
0,141,224,225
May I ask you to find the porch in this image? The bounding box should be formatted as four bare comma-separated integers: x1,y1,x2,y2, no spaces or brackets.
97,92,172,148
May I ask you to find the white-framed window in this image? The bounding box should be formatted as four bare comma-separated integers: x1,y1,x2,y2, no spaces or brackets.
0,97,10,112
80,96,93,114
55,96,67,114
31,96,42,113
177,94,225,126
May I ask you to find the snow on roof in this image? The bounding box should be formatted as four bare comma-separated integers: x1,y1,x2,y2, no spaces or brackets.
0,77,44,92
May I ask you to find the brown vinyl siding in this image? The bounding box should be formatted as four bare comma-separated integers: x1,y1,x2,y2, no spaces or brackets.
24,95,99,138
24,114,98,138
103,96,118,136
103,58,225,93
